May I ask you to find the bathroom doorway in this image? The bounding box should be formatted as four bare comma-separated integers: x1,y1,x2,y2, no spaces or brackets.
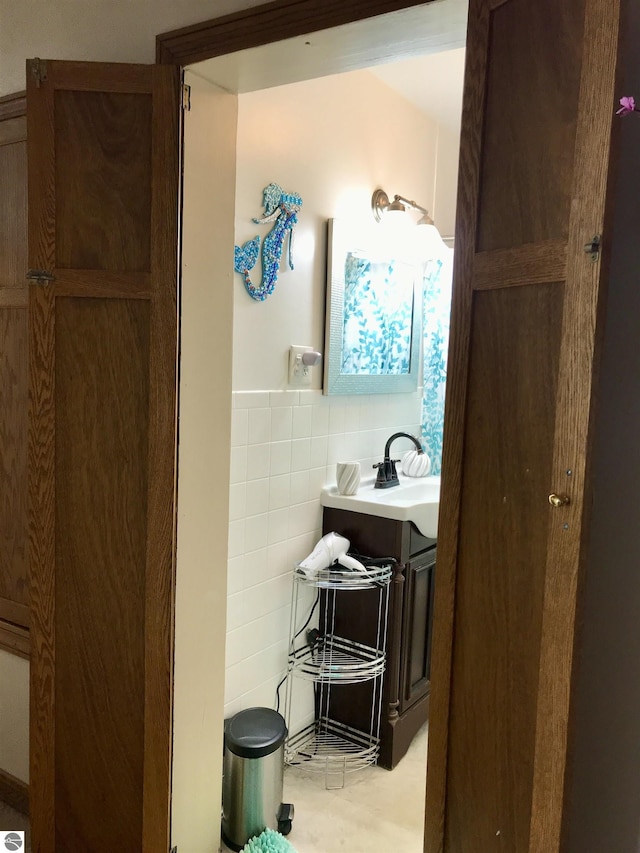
179,5,466,850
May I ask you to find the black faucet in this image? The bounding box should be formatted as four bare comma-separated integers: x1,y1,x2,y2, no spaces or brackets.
373,432,424,489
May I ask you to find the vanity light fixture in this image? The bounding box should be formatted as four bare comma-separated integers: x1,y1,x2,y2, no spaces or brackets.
371,188,432,223
371,188,448,257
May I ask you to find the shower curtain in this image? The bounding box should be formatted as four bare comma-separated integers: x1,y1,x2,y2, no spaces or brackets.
421,247,454,475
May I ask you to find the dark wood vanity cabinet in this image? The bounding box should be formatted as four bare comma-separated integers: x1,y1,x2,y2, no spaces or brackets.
402,549,436,714
322,507,436,770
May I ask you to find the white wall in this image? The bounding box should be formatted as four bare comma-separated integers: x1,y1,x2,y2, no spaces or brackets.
0,0,261,96
433,123,460,239
172,71,237,852
233,69,438,391
0,649,29,783
225,388,423,723
224,69,438,721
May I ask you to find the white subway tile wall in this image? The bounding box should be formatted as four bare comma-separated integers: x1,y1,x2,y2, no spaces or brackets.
224,388,422,720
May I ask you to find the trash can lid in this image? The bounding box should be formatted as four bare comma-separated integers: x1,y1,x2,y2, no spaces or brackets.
225,707,288,759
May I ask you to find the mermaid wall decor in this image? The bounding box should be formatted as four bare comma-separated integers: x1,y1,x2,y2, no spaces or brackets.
234,183,303,301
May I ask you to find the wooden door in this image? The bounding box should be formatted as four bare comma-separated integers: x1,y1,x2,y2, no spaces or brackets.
425,1,624,852
27,60,180,852
0,94,29,659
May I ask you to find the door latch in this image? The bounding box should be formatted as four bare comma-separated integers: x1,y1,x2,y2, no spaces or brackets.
26,269,56,285
584,234,601,262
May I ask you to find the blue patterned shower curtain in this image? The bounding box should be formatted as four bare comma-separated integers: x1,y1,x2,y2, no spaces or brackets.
341,253,414,375
421,248,454,475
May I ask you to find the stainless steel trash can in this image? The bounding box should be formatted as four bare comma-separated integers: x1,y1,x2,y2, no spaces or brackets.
222,707,294,852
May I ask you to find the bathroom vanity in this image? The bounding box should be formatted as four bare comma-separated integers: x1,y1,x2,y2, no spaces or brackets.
321,507,436,770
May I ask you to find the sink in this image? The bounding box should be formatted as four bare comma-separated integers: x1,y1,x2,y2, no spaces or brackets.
321,474,441,538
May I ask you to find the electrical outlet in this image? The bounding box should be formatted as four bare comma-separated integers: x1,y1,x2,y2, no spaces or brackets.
288,345,313,386
306,628,322,648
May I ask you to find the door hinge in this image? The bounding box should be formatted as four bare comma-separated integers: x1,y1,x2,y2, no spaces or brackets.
182,84,191,111
584,234,601,262
30,58,48,88
26,269,56,285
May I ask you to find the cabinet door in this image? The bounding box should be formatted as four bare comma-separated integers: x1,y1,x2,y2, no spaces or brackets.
400,550,436,713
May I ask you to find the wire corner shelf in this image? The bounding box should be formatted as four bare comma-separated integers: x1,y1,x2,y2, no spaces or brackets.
284,559,392,787
293,562,392,590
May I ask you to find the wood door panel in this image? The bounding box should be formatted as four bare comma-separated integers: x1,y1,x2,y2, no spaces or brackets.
0,291,27,308
473,241,568,291
54,297,148,851
0,114,29,626
0,307,29,613
426,1,624,848
0,598,29,628
0,116,27,146
445,282,564,852
0,134,27,287
28,59,179,852
477,0,586,252
55,90,152,272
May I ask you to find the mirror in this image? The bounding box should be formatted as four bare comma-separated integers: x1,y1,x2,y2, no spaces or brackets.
323,218,421,395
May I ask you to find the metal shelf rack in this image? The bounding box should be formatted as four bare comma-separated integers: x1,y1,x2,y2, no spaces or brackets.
284,562,392,788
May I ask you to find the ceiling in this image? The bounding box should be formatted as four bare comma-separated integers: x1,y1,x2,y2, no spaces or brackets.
370,48,465,131
193,0,468,129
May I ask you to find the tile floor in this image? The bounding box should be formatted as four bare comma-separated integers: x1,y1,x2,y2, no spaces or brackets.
0,725,427,853
222,723,428,853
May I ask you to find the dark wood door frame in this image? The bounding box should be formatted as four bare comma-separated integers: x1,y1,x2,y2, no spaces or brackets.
156,0,446,846
0,91,26,121
156,0,433,65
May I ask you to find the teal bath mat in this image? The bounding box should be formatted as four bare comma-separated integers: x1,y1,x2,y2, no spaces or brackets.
241,828,298,853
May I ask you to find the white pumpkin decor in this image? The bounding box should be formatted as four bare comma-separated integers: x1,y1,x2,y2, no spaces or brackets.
401,449,431,478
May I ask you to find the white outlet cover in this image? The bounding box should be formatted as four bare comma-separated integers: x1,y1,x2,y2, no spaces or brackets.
289,345,313,386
